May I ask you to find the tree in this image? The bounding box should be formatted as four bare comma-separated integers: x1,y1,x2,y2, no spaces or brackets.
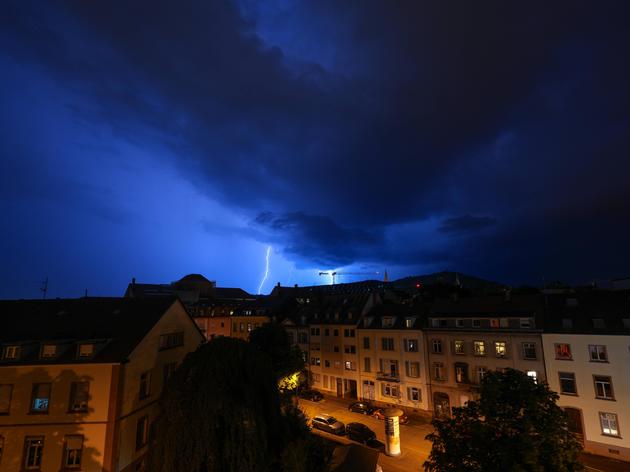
424,369,583,472
149,337,285,472
249,322,305,380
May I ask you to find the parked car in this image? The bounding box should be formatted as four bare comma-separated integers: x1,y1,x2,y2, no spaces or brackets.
299,389,323,402
346,422,377,444
372,408,409,424
348,401,376,415
311,414,346,435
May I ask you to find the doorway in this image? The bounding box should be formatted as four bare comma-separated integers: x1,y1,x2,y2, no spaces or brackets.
433,392,451,418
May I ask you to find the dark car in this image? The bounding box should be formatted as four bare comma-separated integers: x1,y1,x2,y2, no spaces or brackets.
348,401,376,415
299,389,323,402
311,414,345,435
372,408,409,424
346,422,377,444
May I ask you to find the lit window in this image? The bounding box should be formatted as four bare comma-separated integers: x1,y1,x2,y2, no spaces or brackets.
454,340,465,355
3,345,19,360
455,363,469,383
594,376,614,400
405,318,415,328
310,357,320,366
600,412,620,436
78,343,94,358
559,372,577,395
432,362,445,381
69,382,89,412
30,383,51,413
522,342,537,360
404,339,419,352
64,435,83,468
344,361,356,371
41,344,57,358
490,319,500,328
24,437,44,469
477,366,487,383
589,345,608,362
473,341,486,356
554,343,572,360
495,341,506,357
527,371,538,383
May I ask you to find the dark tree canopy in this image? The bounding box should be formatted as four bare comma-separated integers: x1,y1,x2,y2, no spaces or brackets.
149,337,284,472
424,369,583,472
249,322,305,379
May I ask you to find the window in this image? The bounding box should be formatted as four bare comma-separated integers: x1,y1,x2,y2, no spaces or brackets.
520,318,532,328
363,337,370,349
159,332,184,350
522,342,537,360
40,344,57,358
405,361,420,378
555,343,572,360
310,327,320,336
495,341,506,357
473,341,486,356
403,339,419,352
472,319,481,328
64,435,83,468
333,345,340,353
600,412,620,437
0,384,12,414
139,372,151,400
334,360,341,368
69,382,89,412
379,359,399,377
594,376,614,400
527,371,538,383
312,373,321,383
562,318,573,329
344,329,355,338
559,372,577,395
477,366,487,383
407,387,421,402
30,383,51,413
382,317,394,328
24,437,44,469
3,345,19,359
454,340,465,355
382,384,399,397
592,318,606,329
333,329,339,337
311,343,321,351
323,328,329,336
432,362,445,381
405,318,415,328
344,361,356,371
490,319,500,328
239,322,245,332
364,357,371,372
432,339,442,354
456,319,464,328
455,363,469,383
589,345,608,362
247,323,253,333
381,337,395,351
310,357,320,366
344,345,356,354
136,416,148,450
163,362,177,386
439,319,448,328
323,375,328,388
78,343,94,358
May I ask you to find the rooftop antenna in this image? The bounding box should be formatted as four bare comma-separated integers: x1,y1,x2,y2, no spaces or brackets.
40,277,48,299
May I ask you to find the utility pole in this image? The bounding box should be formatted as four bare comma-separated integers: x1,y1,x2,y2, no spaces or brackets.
40,277,48,299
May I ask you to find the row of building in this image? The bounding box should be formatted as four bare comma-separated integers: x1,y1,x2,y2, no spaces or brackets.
1,273,630,469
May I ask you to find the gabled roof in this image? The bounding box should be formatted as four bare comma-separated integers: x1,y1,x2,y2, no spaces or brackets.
430,294,543,317
0,297,182,364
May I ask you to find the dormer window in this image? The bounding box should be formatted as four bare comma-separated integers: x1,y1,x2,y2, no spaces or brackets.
405,318,415,328
41,344,57,358
592,318,606,329
78,343,95,358
382,317,394,328
3,345,19,360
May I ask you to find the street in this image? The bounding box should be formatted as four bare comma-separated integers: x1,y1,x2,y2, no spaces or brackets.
299,395,630,472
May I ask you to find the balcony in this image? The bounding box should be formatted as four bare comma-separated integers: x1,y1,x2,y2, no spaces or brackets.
376,371,400,382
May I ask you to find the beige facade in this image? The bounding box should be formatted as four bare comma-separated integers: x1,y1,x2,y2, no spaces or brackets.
0,299,203,472
543,333,630,461
229,315,269,340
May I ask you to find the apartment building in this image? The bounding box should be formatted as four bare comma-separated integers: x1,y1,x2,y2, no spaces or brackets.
542,291,630,461
425,294,546,416
0,297,204,472
357,302,431,412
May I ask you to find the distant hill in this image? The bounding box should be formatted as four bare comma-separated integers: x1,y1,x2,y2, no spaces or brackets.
392,271,507,293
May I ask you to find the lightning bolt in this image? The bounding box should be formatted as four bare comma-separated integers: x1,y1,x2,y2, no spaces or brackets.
258,245,271,295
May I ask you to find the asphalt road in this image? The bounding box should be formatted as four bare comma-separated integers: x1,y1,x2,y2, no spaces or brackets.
299,394,630,472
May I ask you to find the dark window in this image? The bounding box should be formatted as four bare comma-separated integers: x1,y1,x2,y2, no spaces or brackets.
589,345,608,362
64,435,83,468
0,384,12,414
381,338,394,351
69,382,89,412
163,362,177,386
364,358,371,372
30,383,51,413
139,372,151,400
522,342,537,360
363,337,370,349
344,345,356,354
136,416,148,450
344,329,355,338
559,372,577,395
333,329,339,336
432,339,442,354
158,332,184,350
24,437,44,469
594,376,614,400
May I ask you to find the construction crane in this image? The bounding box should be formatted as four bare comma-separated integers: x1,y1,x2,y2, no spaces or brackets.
318,271,379,285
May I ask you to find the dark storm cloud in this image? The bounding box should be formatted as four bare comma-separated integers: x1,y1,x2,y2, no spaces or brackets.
3,0,630,283
439,215,497,235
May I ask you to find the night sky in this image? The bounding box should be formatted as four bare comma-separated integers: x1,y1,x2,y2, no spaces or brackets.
1,1,629,298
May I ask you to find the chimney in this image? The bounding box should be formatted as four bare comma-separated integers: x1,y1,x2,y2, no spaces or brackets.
132,277,136,286
294,284,298,288
277,282,281,287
